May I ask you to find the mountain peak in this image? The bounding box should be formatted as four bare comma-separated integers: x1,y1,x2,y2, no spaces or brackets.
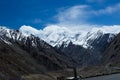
18,25,120,48
19,25,40,36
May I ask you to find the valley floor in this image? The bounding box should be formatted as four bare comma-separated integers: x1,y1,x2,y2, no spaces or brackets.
21,73,120,80
83,73,120,80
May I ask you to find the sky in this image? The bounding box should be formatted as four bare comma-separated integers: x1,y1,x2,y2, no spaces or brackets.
0,0,120,29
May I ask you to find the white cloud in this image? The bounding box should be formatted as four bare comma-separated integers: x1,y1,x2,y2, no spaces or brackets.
52,3,120,31
56,3,120,24
93,3,120,15
19,3,120,34
56,5,91,25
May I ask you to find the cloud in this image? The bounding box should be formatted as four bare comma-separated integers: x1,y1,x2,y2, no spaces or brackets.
94,3,120,15
56,5,90,24
55,3,120,26
52,5,96,31
44,3,120,32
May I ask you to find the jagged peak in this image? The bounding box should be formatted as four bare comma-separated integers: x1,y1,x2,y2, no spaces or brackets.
1,25,120,48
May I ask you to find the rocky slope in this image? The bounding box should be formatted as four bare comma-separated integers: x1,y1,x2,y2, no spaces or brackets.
0,37,45,79
20,25,118,66
102,33,120,68
76,33,120,78
58,33,114,66
0,27,73,79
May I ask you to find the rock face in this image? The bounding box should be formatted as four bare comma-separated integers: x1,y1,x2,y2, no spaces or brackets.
0,27,72,79
58,33,114,66
20,25,117,66
0,38,44,79
102,33,120,67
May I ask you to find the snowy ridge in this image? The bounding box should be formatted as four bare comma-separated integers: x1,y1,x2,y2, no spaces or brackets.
0,26,47,49
0,25,118,48
0,26,31,46
19,25,120,48
0,26,26,41
0,25,119,48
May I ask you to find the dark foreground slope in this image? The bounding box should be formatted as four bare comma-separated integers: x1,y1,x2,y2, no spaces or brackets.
0,39,45,79
0,28,73,79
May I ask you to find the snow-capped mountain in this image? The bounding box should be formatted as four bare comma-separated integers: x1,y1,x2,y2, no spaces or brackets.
19,25,119,49
0,25,120,79
19,25,120,66
1,25,120,66
0,26,73,72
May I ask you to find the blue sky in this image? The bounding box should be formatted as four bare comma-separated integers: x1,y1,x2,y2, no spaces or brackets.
0,0,120,29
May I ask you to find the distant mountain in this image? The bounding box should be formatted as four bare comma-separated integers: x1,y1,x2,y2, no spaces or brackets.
20,25,119,66
0,26,73,79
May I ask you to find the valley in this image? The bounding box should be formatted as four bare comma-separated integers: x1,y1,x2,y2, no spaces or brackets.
0,0,120,80
0,26,120,80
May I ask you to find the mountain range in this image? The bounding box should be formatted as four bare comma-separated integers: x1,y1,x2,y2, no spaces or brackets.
20,25,118,66
0,25,120,79
0,26,74,79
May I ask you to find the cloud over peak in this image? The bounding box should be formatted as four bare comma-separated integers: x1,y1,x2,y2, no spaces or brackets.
52,3,120,30
56,5,91,25
93,3,120,15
